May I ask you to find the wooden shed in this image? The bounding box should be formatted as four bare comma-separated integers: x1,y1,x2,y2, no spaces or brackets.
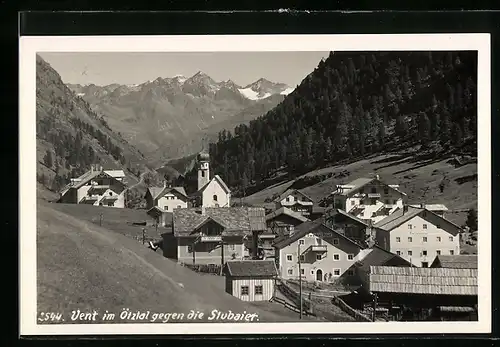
224,260,278,302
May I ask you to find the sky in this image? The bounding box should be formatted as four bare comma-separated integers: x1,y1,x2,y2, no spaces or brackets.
38,51,330,87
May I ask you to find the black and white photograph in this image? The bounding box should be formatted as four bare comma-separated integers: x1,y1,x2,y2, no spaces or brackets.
19,34,491,335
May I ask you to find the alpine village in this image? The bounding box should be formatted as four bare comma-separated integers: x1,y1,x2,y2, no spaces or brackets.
36,51,479,323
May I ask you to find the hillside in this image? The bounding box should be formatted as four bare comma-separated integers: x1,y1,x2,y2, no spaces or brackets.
37,198,319,323
209,51,477,196
68,74,292,164
36,55,149,193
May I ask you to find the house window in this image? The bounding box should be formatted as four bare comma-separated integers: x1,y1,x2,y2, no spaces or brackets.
177,205,181,208
408,224,413,230
423,237,427,242
422,262,429,268
287,268,293,275
450,250,455,255
436,250,441,255
333,254,340,261
384,188,389,194
333,269,341,276
347,269,355,276
396,237,401,242
286,197,290,202
436,236,441,242
107,202,114,207
201,171,205,177
408,237,413,242
347,254,354,260
300,268,305,275
333,239,339,245
109,192,113,196
422,250,428,256
187,245,193,253
360,199,364,205
299,239,305,245
449,236,454,241
255,285,263,295
300,255,305,262
423,224,428,229
164,206,168,211
213,195,218,201
396,251,401,256
351,200,355,206
241,286,249,296
408,250,413,256
316,254,322,261
286,254,293,262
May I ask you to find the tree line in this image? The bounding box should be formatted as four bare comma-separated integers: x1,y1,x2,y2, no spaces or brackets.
208,51,477,195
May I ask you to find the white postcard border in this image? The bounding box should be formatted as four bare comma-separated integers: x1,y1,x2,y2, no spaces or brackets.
20,34,491,335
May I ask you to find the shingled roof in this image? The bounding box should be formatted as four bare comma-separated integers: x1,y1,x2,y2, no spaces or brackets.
172,207,266,237
147,186,188,200
430,255,478,269
273,189,314,203
224,260,278,278
265,206,310,223
355,246,412,273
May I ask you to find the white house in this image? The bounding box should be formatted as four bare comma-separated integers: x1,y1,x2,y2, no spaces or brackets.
273,219,367,283
59,165,127,208
373,205,462,268
145,182,189,212
193,151,231,208
224,260,278,302
330,175,407,224
273,189,314,216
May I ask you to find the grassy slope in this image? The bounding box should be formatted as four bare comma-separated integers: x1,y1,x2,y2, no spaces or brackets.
37,197,321,322
244,152,477,227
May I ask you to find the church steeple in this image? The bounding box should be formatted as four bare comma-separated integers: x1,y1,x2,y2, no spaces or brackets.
197,150,210,191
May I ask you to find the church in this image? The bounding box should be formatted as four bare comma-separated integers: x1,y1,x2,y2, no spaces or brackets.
192,151,232,208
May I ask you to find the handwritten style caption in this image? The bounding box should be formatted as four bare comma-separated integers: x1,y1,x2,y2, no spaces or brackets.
38,308,260,323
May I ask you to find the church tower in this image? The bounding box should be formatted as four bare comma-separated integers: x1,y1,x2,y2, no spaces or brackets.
197,151,210,191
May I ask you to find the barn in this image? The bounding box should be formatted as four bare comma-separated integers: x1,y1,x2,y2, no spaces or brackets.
224,260,278,302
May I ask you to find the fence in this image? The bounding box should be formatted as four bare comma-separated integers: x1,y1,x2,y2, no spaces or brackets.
270,296,317,317
332,296,372,322
182,263,223,275
276,279,312,311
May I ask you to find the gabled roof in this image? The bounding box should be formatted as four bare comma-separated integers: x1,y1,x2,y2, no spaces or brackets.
273,189,314,203
147,186,188,200
197,175,231,194
104,170,126,178
224,260,278,278
265,206,310,223
355,246,412,273
273,219,365,250
409,204,449,211
367,266,478,296
332,208,370,226
172,207,266,237
333,177,406,197
66,169,125,191
373,206,462,235
431,255,478,269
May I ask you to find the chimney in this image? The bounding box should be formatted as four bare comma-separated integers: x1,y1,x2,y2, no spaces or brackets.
420,203,425,209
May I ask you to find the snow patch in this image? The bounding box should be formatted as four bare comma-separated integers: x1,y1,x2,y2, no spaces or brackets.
238,88,273,100
280,87,295,95
173,75,187,85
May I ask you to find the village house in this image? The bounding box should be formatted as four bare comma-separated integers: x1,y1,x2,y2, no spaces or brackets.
373,205,462,268
224,260,278,302
323,208,374,246
329,175,407,224
145,182,189,212
162,206,266,265
266,206,310,237
358,265,478,321
192,151,231,208
58,165,127,208
430,254,478,269
273,219,367,283
272,189,315,217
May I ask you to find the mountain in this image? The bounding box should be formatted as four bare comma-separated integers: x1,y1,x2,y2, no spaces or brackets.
66,73,293,164
208,51,477,195
36,55,148,193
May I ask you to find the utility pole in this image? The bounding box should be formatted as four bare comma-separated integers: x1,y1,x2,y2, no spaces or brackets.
220,238,224,275
372,293,378,322
298,242,303,319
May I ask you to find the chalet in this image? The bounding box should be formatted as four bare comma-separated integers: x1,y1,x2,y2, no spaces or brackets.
163,206,266,265
409,203,449,217
69,166,126,184
266,206,310,237
58,165,127,208
144,182,189,212
192,151,231,208
273,189,314,217
373,206,462,268
358,266,478,320
430,254,478,269
323,208,373,246
224,260,278,302
273,219,366,282
146,206,173,228
330,175,407,224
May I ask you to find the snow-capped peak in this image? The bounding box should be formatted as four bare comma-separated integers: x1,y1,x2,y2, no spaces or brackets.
238,77,292,100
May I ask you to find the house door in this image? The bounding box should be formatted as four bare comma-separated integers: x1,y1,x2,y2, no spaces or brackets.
316,269,323,281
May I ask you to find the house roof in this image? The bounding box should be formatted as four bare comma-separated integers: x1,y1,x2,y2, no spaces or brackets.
373,206,462,235
147,186,188,200
409,204,449,211
273,189,314,203
431,255,478,269
273,219,365,250
333,177,406,197
147,206,166,214
355,246,412,273
265,206,310,223
333,208,370,226
367,266,478,296
172,207,266,236
224,260,278,278
104,170,126,178
197,175,231,194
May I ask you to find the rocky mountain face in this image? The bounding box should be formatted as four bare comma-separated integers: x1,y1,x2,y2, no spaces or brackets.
67,73,293,164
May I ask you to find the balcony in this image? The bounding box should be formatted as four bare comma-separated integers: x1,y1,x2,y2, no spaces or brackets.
199,235,222,243
302,244,328,254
